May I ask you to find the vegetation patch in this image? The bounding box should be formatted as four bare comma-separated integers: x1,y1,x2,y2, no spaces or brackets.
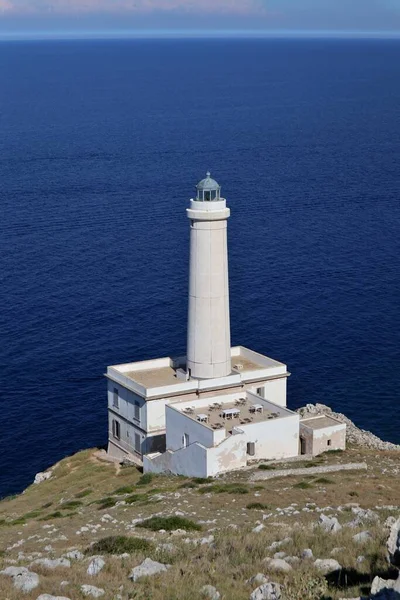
137,473,154,486
258,464,276,470
180,482,197,489
39,511,64,520
192,477,210,484
137,516,202,532
314,477,335,484
87,535,152,555
96,497,117,510
293,481,313,489
75,489,93,498
11,517,26,525
61,500,83,509
198,484,249,495
41,502,53,509
22,510,42,520
246,502,271,510
114,486,135,495
125,493,149,504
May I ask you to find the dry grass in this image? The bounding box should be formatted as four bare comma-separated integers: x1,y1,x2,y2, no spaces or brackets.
0,446,399,599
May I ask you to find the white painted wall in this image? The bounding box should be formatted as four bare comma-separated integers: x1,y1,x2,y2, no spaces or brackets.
107,381,146,430
166,405,226,451
186,198,231,380
248,378,287,407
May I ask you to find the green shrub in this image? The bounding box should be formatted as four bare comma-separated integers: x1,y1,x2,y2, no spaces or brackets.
137,516,202,532
349,490,359,497
192,477,210,484
75,489,93,498
258,464,276,470
61,501,83,509
198,484,249,495
314,477,334,484
137,473,153,486
293,481,313,489
180,482,197,489
87,535,152,555
114,486,135,495
246,502,271,510
96,497,117,510
125,493,149,504
11,518,26,525
39,511,64,521
23,510,41,520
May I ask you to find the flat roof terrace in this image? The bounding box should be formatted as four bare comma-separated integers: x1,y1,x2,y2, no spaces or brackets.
301,415,343,430
181,398,284,430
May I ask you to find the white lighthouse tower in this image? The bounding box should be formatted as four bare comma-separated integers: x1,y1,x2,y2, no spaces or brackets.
186,173,232,379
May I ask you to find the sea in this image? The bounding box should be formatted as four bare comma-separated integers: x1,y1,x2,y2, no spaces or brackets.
0,38,399,498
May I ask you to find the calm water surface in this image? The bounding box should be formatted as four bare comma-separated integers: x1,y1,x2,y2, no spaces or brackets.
0,38,399,497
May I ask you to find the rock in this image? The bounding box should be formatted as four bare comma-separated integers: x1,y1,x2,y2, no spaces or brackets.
246,574,269,586
353,531,372,544
371,572,400,595
36,596,71,600
301,548,314,559
331,547,345,555
356,555,365,564
87,557,105,576
253,524,265,533
32,558,71,569
129,558,171,582
387,517,400,567
318,514,342,533
81,585,105,597
0,566,40,592
34,471,53,484
314,558,342,574
284,556,300,565
267,538,292,550
263,558,292,572
250,582,282,600
156,543,176,554
273,552,286,559
200,535,215,545
63,550,84,561
200,585,221,600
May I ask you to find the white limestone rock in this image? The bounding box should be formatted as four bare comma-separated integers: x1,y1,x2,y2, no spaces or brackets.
267,538,292,551
246,574,269,586
63,550,84,561
81,584,105,597
32,558,71,569
129,558,171,582
371,572,400,596
387,517,400,567
263,558,292,572
0,566,40,593
34,471,53,484
87,557,105,576
314,558,342,574
250,582,282,600
36,596,71,600
301,548,314,559
318,514,342,533
200,585,221,600
353,531,372,544
253,524,265,533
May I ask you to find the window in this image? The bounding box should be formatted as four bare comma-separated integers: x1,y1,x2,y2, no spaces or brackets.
112,420,120,440
327,439,332,447
113,388,119,408
134,401,140,422
134,433,141,454
182,433,190,448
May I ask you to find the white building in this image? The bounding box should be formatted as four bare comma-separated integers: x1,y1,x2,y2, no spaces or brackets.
107,173,346,476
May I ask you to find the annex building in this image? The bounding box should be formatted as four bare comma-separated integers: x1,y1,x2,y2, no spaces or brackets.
106,173,346,477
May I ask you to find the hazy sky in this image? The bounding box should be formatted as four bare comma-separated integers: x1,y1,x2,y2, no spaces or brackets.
1,0,400,38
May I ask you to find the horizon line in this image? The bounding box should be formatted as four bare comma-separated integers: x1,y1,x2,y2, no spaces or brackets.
1,29,400,41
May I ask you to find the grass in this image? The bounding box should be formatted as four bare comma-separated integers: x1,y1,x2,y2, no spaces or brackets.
198,484,249,495
192,477,210,484
246,502,271,510
137,516,202,532
314,477,335,485
61,500,83,509
293,481,313,489
86,535,153,555
258,464,276,470
38,511,64,520
75,489,93,498
137,473,154,486
179,482,197,489
125,493,149,504
113,485,135,495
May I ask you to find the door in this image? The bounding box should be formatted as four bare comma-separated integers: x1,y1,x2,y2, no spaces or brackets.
300,437,306,455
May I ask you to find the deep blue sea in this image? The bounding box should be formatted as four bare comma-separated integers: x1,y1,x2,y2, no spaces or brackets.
1,38,399,498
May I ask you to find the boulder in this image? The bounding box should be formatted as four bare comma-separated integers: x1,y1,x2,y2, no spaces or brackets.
32,558,71,569
387,517,400,567
301,549,314,559
353,531,372,544
63,550,84,561
87,557,105,576
129,558,171,582
253,524,265,533
263,558,292,572
267,538,292,551
314,558,342,574
250,582,282,600
246,574,269,586
34,471,53,484
81,585,105,597
200,585,221,600
0,566,40,593
371,572,400,597
318,514,342,533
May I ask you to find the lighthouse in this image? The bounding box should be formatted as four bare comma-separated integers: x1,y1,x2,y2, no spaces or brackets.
186,173,232,379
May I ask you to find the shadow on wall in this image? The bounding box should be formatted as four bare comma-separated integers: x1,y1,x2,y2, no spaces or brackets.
323,567,400,598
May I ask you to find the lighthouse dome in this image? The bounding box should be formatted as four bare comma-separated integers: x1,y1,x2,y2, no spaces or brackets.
196,172,221,201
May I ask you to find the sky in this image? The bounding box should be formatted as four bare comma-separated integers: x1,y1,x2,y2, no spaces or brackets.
1,0,400,38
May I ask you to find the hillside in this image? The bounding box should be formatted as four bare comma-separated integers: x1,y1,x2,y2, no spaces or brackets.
1,444,400,600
